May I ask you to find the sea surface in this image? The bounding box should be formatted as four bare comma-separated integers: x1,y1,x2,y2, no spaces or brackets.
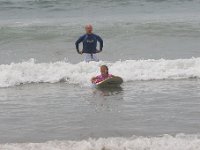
0,0,200,149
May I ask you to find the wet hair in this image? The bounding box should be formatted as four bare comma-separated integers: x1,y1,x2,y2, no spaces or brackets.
101,65,108,70
100,65,109,74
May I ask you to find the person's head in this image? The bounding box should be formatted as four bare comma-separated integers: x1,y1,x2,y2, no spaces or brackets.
100,65,109,76
85,24,93,34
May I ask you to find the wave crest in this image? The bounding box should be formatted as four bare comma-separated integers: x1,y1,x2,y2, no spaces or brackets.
0,58,200,87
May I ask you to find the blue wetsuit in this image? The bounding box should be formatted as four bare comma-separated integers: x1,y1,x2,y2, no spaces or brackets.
75,33,103,54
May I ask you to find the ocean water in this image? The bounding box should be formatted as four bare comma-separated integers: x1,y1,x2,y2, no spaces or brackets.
0,0,200,149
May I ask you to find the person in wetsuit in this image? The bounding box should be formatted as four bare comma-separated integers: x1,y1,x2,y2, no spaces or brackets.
75,24,103,62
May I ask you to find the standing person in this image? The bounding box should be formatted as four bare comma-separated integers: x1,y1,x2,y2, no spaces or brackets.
75,24,103,62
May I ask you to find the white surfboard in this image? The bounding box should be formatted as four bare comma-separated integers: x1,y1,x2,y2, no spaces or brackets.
95,76,123,88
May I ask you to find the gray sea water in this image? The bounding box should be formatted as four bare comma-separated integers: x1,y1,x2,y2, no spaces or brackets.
0,0,200,149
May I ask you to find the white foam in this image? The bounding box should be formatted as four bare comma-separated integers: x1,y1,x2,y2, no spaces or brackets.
1,58,200,87
0,134,200,150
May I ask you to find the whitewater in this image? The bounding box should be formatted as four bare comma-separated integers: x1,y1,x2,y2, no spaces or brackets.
1,134,200,150
0,57,200,88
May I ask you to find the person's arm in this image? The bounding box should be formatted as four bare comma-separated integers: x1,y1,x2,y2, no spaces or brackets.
91,76,97,83
110,74,115,77
75,35,84,54
96,35,103,53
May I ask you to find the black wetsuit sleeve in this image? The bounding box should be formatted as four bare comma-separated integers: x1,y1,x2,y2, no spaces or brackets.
96,35,103,51
75,35,84,53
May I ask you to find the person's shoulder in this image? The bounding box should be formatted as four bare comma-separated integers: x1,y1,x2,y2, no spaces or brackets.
76,34,86,43
91,33,98,37
80,34,87,38
108,74,114,77
93,33,102,39
95,74,102,78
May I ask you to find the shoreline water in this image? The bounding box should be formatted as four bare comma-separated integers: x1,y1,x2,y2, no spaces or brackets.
0,0,200,149
1,134,200,150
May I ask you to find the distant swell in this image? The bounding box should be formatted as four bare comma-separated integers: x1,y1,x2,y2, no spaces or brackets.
0,58,200,87
1,134,200,150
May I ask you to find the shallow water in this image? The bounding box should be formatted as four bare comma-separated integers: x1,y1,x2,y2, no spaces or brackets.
0,0,200,149
0,79,200,144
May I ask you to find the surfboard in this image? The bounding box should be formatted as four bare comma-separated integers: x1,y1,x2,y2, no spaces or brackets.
95,76,123,88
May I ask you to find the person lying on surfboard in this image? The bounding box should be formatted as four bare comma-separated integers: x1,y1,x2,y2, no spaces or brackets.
91,65,113,84
75,24,103,62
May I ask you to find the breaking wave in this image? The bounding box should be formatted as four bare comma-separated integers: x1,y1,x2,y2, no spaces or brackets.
0,57,200,87
0,134,200,150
